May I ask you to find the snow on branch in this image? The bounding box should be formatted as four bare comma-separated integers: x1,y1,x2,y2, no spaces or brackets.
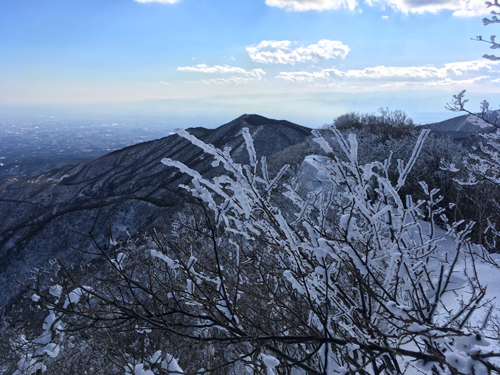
13,123,500,374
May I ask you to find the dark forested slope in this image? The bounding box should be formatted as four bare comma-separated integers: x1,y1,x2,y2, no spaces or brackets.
0,114,311,312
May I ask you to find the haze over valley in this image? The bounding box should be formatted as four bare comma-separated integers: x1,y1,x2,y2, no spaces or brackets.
0,115,177,180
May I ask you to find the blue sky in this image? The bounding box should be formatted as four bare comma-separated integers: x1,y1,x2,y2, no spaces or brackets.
1,0,499,125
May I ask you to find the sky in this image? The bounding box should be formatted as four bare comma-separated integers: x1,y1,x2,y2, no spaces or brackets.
1,0,500,126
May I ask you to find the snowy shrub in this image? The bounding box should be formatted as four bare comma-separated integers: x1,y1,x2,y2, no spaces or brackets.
332,108,414,140
12,124,500,375
329,107,500,251
443,0,500,252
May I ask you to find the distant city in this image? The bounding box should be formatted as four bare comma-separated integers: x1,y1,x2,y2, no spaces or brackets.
0,116,175,180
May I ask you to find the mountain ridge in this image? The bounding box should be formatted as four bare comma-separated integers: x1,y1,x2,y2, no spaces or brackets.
1,110,490,313
425,110,500,138
0,114,311,312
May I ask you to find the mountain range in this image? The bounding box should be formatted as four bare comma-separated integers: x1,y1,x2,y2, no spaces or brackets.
1,110,496,315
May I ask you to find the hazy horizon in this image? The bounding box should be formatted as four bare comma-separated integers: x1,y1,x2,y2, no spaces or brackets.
2,0,499,126
2,90,499,130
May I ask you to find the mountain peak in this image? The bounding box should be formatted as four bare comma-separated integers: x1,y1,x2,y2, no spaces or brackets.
234,113,302,127
239,114,279,126
0,114,312,312
222,114,312,137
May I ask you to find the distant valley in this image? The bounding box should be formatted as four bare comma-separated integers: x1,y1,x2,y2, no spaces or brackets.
0,115,176,180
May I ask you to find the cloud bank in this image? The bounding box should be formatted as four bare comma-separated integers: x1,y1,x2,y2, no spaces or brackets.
371,0,490,17
177,64,266,84
276,60,500,88
135,0,180,3
265,0,357,11
246,40,350,64
266,0,490,16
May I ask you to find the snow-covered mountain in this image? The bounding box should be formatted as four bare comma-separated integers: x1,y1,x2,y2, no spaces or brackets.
426,110,500,138
0,114,311,312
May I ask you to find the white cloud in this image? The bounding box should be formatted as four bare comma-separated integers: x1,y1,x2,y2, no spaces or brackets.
276,70,335,82
265,0,357,11
276,60,500,88
178,64,265,79
160,81,172,85
337,66,448,79
444,60,500,75
200,77,262,85
266,0,492,16
246,40,350,64
277,65,447,81
177,64,266,84
380,76,490,88
135,0,180,3
374,0,491,17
